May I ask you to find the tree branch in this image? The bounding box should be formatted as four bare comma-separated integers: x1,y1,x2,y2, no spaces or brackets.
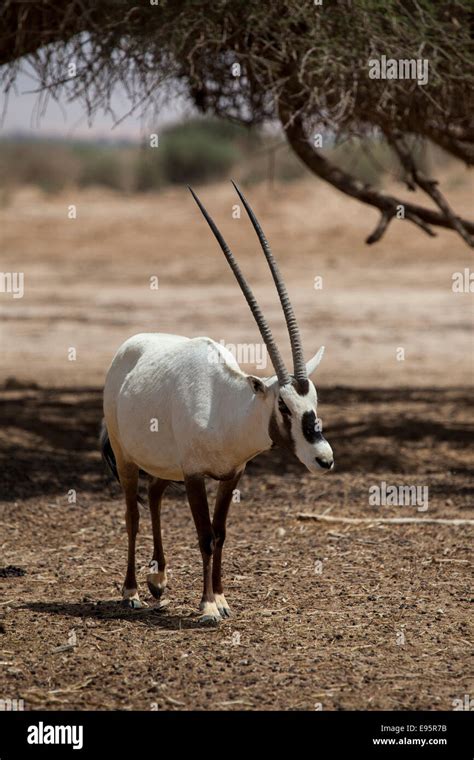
422,122,474,166
279,107,474,247
388,133,474,247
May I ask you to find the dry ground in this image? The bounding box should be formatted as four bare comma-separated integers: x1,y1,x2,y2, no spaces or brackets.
0,386,472,711
0,175,473,710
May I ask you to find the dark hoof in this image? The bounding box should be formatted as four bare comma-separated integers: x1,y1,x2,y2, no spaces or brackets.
121,598,146,610
218,606,231,618
147,580,164,599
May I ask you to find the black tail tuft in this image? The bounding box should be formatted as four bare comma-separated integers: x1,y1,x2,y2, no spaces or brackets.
100,422,185,500
100,420,120,484
100,420,146,505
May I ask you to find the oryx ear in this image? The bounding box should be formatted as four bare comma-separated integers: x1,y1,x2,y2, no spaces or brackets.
262,374,279,391
247,375,268,395
306,346,325,377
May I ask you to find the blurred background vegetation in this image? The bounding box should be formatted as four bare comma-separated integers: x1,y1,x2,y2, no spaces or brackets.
0,117,450,197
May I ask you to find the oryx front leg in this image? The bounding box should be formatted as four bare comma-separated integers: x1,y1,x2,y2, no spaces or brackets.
212,471,242,618
185,475,221,625
117,456,146,609
147,477,169,600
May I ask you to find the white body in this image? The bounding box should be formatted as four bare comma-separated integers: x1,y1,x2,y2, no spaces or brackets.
103,185,334,621
104,333,274,481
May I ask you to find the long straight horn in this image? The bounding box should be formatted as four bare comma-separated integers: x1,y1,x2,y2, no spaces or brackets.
231,181,308,384
189,187,291,386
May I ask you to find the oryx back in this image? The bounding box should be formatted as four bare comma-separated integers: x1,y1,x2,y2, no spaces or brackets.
103,333,260,481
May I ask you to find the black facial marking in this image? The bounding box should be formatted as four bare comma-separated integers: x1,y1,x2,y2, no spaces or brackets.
278,397,291,416
293,378,310,396
302,410,324,444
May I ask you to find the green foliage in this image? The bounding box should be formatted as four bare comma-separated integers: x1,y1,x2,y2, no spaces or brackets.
75,146,125,190
0,124,450,195
0,119,247,192
0,141,80,193
160,125,240,185
135,150,165,192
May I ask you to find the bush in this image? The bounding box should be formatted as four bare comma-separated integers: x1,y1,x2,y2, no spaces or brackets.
0,141,80,193
134,149,165,192
0,125,444,196
76,147,124,190
160,122,241,184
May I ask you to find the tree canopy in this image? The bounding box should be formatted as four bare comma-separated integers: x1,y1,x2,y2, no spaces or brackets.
1,0,473,244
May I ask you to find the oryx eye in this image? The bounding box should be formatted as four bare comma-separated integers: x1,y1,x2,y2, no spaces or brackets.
315,417,323,432
278,398,291,416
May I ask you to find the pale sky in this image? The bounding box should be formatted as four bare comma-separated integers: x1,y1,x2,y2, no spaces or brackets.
1,67,192,141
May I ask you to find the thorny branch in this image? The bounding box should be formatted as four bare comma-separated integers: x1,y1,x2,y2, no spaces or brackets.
0,0,473,246
388,132,474,246
280,106,474,245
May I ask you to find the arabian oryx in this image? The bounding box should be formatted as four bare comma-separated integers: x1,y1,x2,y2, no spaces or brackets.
102,181,334,623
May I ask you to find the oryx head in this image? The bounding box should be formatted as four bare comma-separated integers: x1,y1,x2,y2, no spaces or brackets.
190,181,334,475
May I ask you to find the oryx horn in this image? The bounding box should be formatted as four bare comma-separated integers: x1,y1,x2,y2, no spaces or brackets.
231,180,308,384
189,186,291,386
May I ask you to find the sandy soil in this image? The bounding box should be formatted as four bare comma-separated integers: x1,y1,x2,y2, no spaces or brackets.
0,173,472,388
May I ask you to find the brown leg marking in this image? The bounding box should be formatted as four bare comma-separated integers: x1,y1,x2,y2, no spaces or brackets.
184,474,221,624
212,471,243,617
147,477,169,599
116,457,144,608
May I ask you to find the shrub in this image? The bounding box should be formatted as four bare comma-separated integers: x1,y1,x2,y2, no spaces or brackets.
160,123,241,185
0,141,80,192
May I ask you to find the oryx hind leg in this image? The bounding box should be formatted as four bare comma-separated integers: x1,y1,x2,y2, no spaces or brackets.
112,439,146,609
147,477,169,600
